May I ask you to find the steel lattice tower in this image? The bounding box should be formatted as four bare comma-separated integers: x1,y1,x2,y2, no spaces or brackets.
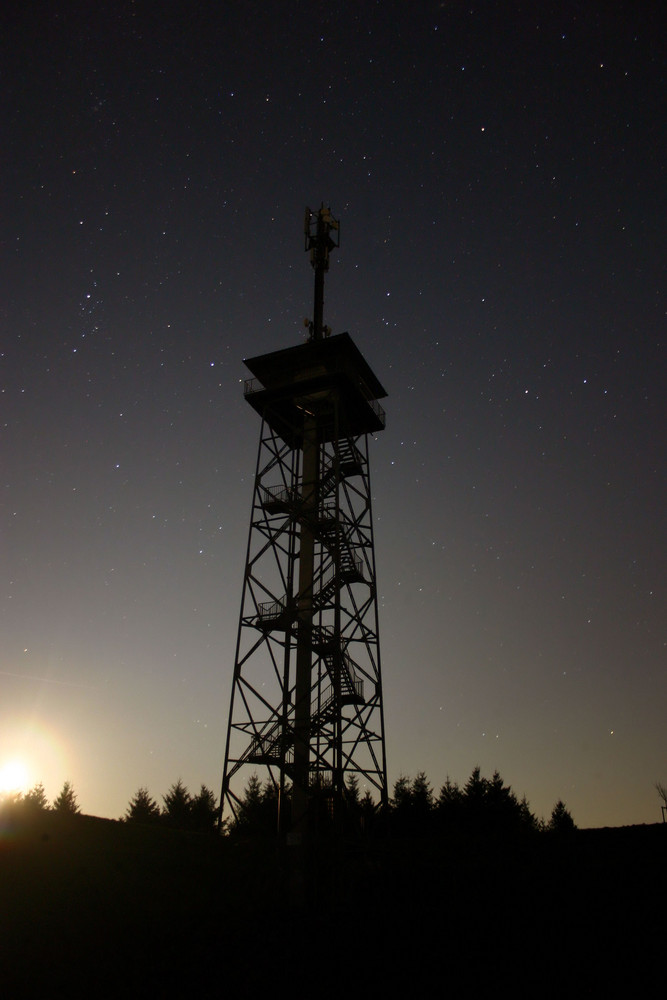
220,206,388,838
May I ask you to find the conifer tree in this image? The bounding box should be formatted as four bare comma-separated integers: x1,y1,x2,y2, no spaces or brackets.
548,799,576,834
359,789,376,821
391,774,412,812
53,780,80,814
162,779,192,829
345,772,360,806
24,782,49,810
411,772,434,815
190,784,218,832
234,774,265,832
125,786,161,824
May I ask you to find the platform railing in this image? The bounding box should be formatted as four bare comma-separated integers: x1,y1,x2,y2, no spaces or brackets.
244,377,261,395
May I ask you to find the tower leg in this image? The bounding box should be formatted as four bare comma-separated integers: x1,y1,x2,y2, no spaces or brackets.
291,412,318,841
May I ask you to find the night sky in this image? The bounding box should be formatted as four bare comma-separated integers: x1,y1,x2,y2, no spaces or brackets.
2,1,665,827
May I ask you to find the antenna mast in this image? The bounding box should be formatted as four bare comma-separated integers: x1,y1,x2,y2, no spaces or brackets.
304,205,339,340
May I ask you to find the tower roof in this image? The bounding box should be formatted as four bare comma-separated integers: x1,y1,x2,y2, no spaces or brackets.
243,332,387,445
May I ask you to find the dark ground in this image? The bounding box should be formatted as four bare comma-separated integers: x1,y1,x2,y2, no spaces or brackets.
1,812,664,997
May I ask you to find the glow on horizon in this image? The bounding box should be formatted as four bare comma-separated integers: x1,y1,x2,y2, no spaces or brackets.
0,758,30,796
0,718,72,803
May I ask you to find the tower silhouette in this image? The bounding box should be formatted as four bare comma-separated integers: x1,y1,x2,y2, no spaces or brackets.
220,206,388,838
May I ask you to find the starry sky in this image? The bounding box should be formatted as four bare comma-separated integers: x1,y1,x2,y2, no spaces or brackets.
2,1,665,828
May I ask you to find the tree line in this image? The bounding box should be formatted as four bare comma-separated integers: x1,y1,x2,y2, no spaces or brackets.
0,780,81,816
387,767,576,836
124,780,218,832
1,768,576,838
231,766,577,838
0,778,219,834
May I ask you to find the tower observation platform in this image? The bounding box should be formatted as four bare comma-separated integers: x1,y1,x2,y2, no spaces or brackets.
243,331,386,446
220,206,388,838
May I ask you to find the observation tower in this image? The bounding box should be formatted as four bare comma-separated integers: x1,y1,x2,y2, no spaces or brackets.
220,206,388,839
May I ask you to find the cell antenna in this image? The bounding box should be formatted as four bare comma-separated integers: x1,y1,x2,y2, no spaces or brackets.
304,204,339,340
